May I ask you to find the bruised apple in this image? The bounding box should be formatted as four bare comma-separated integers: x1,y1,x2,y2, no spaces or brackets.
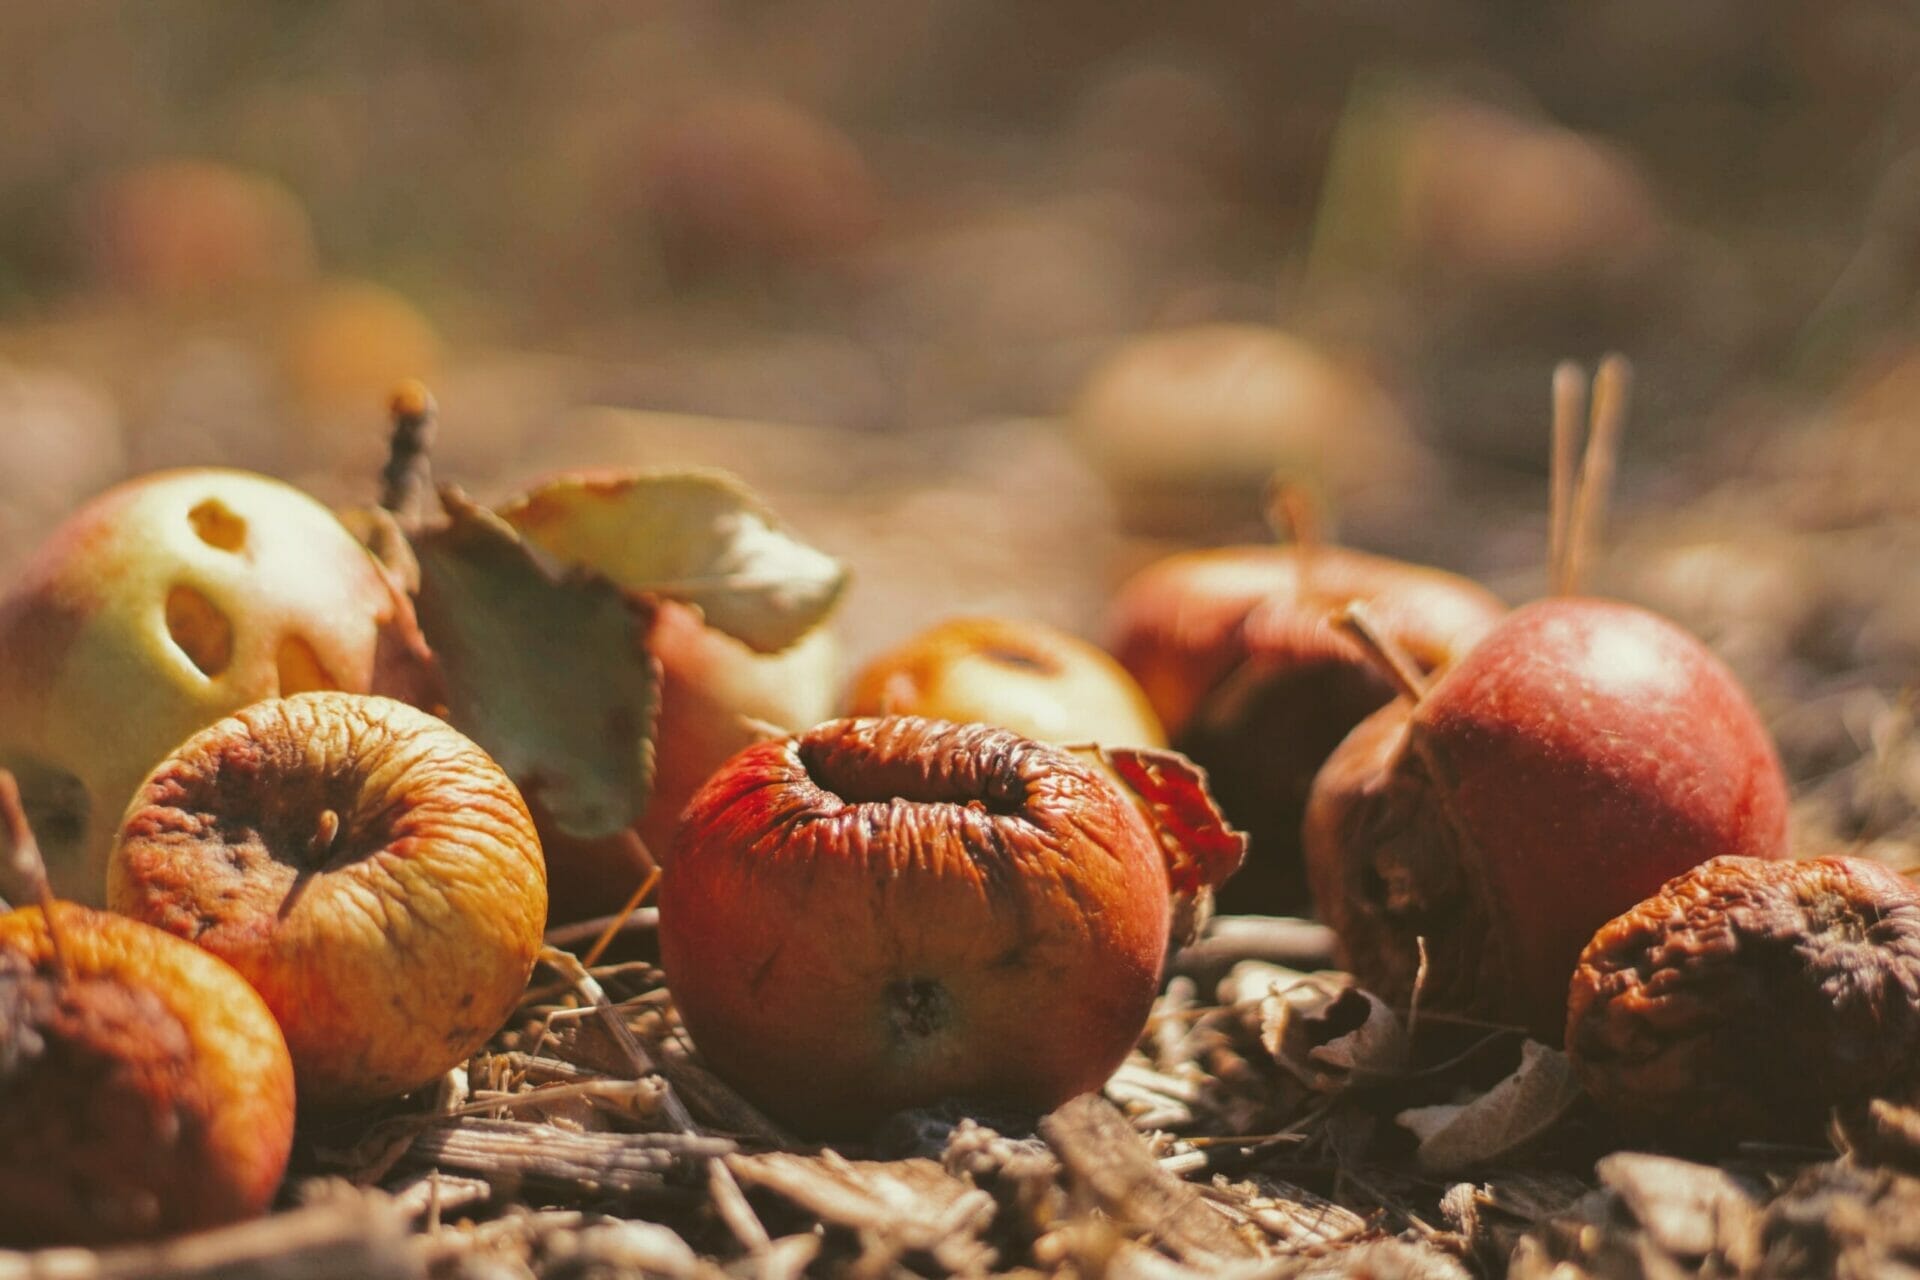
1108,543,1503,911
107,692,546,1106
0,902,295,1244
659,717,1239,1136
846,616,1165,749
0,469,434,902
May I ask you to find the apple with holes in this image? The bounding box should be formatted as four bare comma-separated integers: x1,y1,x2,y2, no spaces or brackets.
0,468,435,901
659,716,1244,1136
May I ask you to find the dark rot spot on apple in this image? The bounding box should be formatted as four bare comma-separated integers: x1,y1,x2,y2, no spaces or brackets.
1567,856,1920,1147
164,585,233,678
186,499,247,553
0,953,230,1244
886,977,954,1042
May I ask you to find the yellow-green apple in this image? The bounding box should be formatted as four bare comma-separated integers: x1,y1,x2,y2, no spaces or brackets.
659,716,1236,1136
1108,543,1503,911
846,616,1165,749
0,468,435,902
1304,598,1791,1042
107,692,547,1106
0,901,295,1244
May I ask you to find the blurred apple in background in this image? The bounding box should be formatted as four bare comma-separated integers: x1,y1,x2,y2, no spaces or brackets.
1068,324,1426,540
0,468,435,901
80,159,316,302
846,615,1164,748
280,278,444,421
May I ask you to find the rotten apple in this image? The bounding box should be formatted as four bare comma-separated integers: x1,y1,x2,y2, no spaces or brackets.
846,615,1165,749
0,468,435,902
658,716,1240,1136
1108,542,1503,911
1303,596,1791,1041
0,901,295,1244
107,691,547,1106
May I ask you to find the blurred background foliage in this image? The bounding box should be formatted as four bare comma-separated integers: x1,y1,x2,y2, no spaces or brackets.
4,0,1920,674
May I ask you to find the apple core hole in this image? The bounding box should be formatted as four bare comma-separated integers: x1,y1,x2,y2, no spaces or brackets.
980,644,1056,675
165,586,234,678
275,635,337,696
187,500,247,552
884,977,953,1042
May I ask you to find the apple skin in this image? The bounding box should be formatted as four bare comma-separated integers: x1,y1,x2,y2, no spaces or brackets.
658,716,1173,1137
107,692,547,1107
0,468,435,904
0,902,295,1245
1107,544,1504,912
845,616,1165,749
537,599,839,923
1303,597,1792,1041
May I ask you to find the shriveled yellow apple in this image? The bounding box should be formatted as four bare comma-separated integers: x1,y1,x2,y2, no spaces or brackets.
0,468,435,902
107,693,547,1107
0,902,295,1244
846,616,1165,749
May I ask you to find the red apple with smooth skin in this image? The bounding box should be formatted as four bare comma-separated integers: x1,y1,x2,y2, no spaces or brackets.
1108,544,1504,911
660,717,1208,1136
1303,597,1791,1041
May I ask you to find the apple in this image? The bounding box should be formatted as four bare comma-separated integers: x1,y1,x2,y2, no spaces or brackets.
0,901,295,1244
659,716,1195,1136
80,159,316,301
107,692,547,1107
0,468,436,903
280,278,444,424
1067,325,1426,537
535,599,840,924
1303,597,1791,1041
1107,543,1504,911
845,615,1165,749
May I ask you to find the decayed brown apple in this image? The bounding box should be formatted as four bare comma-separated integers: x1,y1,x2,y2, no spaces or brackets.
0,901,295,1244
107,692,547,1106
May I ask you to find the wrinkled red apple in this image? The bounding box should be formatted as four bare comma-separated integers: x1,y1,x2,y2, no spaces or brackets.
0,468,435,902
0,901,295,1244
1108,543,1503,911
108,692,547,1106
1303,597,1791,1040
846,615,1165,749
659,716,1238,1135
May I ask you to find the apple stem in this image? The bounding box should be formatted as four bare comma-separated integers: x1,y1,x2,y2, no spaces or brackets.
1563,354,1631,597
1333,602,1429,704
380,380,440,526
0,770,67,977
1265,479,1322,595
1548,362,1586,596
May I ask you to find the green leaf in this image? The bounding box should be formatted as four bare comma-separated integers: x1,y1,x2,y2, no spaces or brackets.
498,470,846,654
411,487,660,840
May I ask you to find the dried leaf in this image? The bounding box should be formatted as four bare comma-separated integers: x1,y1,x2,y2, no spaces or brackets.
411,488,660,839
1263,982,1408,1093
1070,746,1248,895
499,469,847,654
1398,1041,1583,1172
